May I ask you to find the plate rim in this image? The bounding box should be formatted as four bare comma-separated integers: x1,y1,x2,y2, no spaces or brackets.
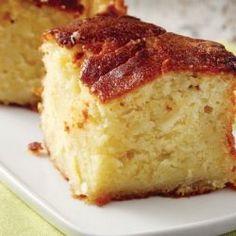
1,161,236,236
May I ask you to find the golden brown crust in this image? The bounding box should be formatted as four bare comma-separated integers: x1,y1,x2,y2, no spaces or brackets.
44,15,236,103
97,0,127,17
95,187,214,206
33,0,84,14
93,181,236,206
34,0,126,16
93,183,236,206
113,0,127,16
45,15,165,48
0,101,38,111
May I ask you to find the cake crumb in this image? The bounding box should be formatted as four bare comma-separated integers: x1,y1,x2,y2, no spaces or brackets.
28,142,47,156
64,121,70,133
82,109,88,121
189,84,200,91
204,105,213,113
166,104,173,111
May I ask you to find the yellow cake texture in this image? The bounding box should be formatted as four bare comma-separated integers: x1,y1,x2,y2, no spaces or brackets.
41,15,236,205
0,0,126,107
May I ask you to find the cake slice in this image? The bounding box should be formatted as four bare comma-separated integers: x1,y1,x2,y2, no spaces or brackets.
0,0,126,107
41,15,236,205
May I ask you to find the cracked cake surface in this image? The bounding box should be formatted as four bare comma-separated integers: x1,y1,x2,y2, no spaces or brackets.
45,15,236,102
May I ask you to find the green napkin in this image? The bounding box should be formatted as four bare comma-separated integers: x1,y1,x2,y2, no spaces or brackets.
224,233,236,236
1,181,236,236
0,182,63,236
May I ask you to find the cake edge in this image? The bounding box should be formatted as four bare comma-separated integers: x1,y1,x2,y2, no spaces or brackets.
43,15,236,103
54,153,236,206
45,138,236,207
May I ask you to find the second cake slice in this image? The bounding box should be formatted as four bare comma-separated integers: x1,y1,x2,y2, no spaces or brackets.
0,0,126,106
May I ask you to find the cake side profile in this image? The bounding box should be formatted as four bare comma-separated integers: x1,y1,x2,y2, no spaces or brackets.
0,0,126,107
41,15,236,205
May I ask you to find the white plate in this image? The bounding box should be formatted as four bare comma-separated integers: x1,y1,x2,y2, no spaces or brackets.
1,106,236,236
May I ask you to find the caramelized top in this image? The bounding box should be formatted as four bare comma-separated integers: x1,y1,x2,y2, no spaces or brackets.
46,16,165,48
44,15,236,102
34,0,84,13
